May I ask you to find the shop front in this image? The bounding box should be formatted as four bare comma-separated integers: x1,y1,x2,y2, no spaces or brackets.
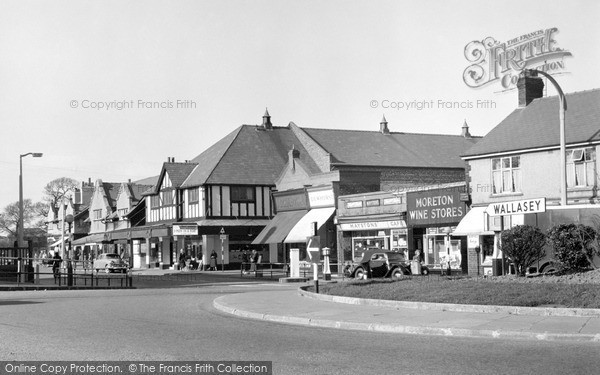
337,191,407,268
406,184,468,274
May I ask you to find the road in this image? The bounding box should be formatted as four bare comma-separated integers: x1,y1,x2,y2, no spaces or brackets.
0,280,599,375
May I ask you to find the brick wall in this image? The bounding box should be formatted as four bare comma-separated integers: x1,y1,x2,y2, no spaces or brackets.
381,167,466,193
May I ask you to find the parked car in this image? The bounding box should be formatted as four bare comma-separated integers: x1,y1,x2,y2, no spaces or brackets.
93,253,128,273
344,249,430,279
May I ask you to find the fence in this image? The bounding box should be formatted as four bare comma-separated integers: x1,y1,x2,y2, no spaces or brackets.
239,261,341,279
0,253,133,288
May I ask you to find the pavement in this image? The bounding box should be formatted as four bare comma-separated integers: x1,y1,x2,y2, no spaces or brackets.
213,281,600,343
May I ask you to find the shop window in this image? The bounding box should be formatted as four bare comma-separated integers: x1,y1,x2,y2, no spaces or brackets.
567,148,596,187
491,156,521,194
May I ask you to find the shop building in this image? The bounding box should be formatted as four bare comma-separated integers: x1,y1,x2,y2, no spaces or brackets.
253,116,479,269
457,71,600,275
336,190,407,264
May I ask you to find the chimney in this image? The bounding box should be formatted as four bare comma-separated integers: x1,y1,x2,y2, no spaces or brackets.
379,115,390,135
262,108,273,130
517,70,544,107
289,145,300,170
461,119,472,138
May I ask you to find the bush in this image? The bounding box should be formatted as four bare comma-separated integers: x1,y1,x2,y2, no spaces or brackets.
547,223,596,272
500,225,546,276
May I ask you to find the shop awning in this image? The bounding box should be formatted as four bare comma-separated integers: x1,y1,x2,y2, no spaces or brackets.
284,207,336,244
71,233,107,245
252,210,308,245
452,206,494,236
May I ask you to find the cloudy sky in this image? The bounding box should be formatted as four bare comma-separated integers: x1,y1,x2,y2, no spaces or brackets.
1,0,599,212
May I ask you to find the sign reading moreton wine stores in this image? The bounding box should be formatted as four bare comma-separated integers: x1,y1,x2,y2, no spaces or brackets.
406,187,467,226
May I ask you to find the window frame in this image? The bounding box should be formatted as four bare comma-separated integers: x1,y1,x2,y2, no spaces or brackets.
491,155,521,195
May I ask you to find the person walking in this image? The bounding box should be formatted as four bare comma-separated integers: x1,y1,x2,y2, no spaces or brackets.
178,249,187,271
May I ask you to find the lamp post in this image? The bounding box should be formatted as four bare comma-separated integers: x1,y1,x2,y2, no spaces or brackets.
526,69,567,205
65,213,74,286
18,152,43,247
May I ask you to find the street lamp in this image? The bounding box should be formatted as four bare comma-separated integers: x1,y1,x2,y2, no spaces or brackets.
18,152,43,247
525,69,567,205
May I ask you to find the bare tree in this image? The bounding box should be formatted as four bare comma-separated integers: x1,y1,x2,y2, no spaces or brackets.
0,200,47,239
43,177,79,208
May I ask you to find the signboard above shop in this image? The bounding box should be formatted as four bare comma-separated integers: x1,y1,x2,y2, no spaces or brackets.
172,224,198,236
486,198,546,217
406,186,467,227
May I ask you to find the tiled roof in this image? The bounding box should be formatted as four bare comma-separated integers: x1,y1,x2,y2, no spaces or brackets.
463,89,600,158
102,183,120,208
182,125,320,187
163,162,198,187
135,175,159,186
302,128,480,168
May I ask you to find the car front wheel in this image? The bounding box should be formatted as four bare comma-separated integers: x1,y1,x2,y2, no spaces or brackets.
391,268,404,279
354,268,367,280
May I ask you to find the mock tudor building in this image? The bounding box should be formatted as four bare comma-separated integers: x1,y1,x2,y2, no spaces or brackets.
253,116,480,270
457,70,600,275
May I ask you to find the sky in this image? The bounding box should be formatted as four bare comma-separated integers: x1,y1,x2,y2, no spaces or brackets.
1,0,599,212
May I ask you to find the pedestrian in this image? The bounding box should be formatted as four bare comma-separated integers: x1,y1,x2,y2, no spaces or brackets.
178,249,187,271
210,250,218,271
241,249,249,274
52,251,62,282
249,249,259,273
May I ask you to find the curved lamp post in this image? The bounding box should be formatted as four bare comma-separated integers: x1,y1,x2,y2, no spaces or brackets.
18,152,43,247
525,69,568,205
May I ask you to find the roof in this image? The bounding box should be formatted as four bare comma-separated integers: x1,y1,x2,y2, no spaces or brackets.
302,128,479,168
182,125,320,187
463,89,600,158
101,182,120,207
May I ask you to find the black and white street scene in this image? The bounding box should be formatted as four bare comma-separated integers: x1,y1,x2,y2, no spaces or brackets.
1,1,600,374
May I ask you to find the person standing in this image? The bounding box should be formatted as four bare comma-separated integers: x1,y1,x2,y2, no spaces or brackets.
209,250,218,271
249,249,258,273
52,251,62,282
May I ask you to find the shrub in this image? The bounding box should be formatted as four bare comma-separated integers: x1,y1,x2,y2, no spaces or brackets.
547,223,596,272
500,225,546,276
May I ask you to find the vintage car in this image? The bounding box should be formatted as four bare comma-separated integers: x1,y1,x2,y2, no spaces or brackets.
93,253,128,273
344,249,429,279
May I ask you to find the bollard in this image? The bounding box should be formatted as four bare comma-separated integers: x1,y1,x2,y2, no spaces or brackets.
67,261,73,287
35,264,40,285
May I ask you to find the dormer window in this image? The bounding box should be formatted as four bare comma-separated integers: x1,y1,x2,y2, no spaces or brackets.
567,148,596,188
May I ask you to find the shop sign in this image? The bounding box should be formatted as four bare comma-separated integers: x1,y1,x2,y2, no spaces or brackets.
407,188,466,226
340,220,405,231
486,198,546,216
308,189,335,208
274,191,307,212
173,224,198,236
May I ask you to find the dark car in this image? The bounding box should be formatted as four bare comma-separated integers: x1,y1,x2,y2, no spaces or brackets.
344,249,409,279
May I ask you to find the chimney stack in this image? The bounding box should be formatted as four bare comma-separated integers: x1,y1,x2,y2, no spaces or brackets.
262,108,273,130
517,70,544,107
288,145,300,170
461,119,472,138
379,115,390,135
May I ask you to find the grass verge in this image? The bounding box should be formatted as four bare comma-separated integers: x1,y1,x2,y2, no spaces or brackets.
312,277,600,308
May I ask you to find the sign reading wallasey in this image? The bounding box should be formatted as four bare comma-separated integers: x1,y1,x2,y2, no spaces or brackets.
463,27,572,89
486,198,546,217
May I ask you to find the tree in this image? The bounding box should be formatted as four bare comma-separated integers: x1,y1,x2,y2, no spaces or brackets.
0,199,48,240
500,225,546,276
547,223,597,272
43,177,78,208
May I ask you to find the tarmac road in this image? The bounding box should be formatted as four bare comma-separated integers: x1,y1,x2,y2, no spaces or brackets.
1,283,599,375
